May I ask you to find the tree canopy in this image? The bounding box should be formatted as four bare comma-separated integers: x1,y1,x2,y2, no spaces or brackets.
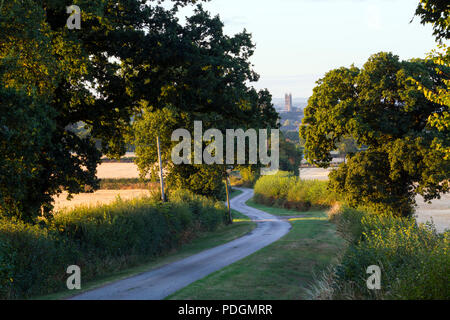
300,52,449,217
0,0,279,221
129,7,279,198
414,0,449,42
411,0,449,160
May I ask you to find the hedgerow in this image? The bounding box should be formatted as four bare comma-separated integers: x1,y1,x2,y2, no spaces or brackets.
0,190,227,299
253,171,337,211
308,206,450,300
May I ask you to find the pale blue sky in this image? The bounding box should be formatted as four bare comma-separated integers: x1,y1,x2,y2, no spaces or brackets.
177,0,439,99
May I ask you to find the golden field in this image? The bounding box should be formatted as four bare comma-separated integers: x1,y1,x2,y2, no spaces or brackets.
53,190,150,211
53,162,148,211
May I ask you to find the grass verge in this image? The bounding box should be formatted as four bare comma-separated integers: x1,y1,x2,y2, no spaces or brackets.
167,202,345,300
246,199,325,217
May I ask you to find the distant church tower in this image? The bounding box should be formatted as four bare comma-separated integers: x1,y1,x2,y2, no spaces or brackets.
285,93,293,112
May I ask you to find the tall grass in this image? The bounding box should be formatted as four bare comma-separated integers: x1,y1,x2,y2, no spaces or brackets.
0,190,227,299
253,171,337,211
308,206,450,300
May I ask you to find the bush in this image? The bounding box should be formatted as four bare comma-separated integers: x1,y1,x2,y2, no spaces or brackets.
0,190,228,299
310,206,450,300
253,171,337,211
0,218,79,299
98,178,156,190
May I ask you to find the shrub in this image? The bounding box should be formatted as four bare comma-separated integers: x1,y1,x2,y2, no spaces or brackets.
0,218,79,299
253,171,337,211
238,167,260,188
0,190,228,299
98,178,156,190
310,206,450,300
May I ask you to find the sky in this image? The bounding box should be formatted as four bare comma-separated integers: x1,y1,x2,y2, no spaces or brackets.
175,0,439,99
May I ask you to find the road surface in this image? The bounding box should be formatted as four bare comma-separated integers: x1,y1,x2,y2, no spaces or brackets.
71,188,291,300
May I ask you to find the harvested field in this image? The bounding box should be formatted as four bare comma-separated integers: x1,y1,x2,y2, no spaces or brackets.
97,162,141,179
53,190,150,211
416,194,450,233
299,168,332,181
300,168,449,233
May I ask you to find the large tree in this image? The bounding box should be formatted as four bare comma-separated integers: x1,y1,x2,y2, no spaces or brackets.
414,0,449,42
128,6,278,199
412,0,449,160
279,132,303,176
1,0,242,222
300,52,449,217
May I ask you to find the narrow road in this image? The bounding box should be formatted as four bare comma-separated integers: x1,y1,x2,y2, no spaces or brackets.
71,188,291,300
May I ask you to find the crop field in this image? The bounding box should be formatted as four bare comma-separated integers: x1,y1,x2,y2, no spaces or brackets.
300,168,450,233
96,162,141,179
53,190,150,211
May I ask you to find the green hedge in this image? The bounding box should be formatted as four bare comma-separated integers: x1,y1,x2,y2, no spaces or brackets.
0,190,227,299
98,178,156,190
253,171,337,211
317,207,450,300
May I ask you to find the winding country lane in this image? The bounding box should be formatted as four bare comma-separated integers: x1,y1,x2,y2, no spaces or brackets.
71,188,291,300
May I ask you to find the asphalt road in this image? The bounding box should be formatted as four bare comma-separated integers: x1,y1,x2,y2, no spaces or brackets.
71,188,291,300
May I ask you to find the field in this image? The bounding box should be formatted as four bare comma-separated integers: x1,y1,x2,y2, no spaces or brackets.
416,195,450,233
300,168,450,233
53,190,150,211
55,164,449,232
53,162,146,211
96,162,141,179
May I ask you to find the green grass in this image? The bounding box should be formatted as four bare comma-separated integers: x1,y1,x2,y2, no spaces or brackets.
253,172,337,211
167,202,345,300
231,209,250,221
229,188,243,198
245,199,324,217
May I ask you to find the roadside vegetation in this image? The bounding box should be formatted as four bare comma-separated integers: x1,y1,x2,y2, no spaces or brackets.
98,178,156,190
39,212,255,300
308,206,449,300
230,134,303,188
250,172,449,300
253,171,338,211
0,190,231,299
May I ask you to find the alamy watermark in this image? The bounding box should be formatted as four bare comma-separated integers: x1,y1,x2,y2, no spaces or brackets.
66,5,81,30
366,265,381,290
171,121,280,175
66,265,81,290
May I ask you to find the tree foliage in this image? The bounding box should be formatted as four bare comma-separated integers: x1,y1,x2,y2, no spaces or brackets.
414,0,449,42
300,52,449,217
279,132,303,176
128,6,278,199
3,0,270,221
411,1,449,160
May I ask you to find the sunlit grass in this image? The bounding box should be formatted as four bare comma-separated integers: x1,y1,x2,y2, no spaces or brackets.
167,201,344,300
